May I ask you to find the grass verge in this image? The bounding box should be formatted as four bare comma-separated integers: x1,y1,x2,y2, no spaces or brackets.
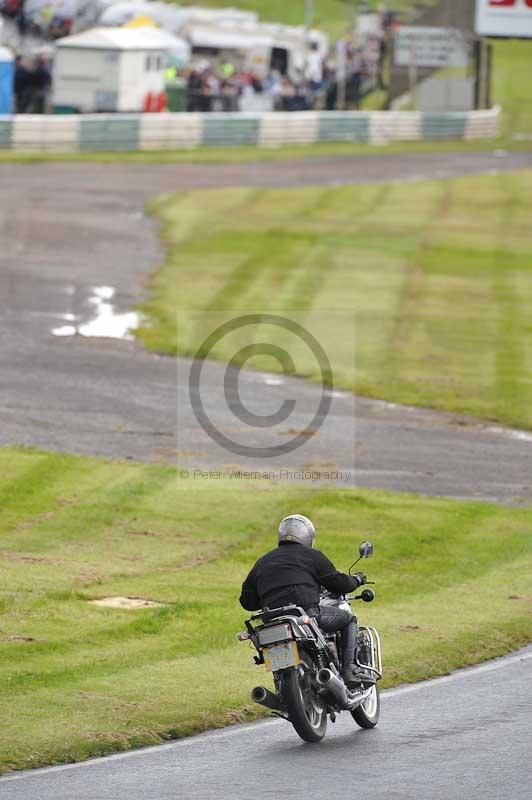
138,169,532,430
0,137,521,166
1,446,531,772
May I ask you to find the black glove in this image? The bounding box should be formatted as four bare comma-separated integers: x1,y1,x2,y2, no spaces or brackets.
352,572,367,588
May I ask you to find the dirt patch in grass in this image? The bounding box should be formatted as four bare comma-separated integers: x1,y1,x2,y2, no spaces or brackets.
1,634,36,643
127,529,187,540
88,597,166,610
3,553,62,565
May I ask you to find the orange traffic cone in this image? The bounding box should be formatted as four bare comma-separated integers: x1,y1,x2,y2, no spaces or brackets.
143,92,153,113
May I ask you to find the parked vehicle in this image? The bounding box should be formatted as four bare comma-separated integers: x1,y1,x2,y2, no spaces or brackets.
184,22,328,83
238,541,382,743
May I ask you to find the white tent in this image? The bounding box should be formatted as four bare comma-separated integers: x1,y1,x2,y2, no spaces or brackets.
97,3,259,35
133,26,190,66
98,2,148,27
143,2,191,32
52,27,167,112
98,1,189,32
178,6,258,27
186,24,271,52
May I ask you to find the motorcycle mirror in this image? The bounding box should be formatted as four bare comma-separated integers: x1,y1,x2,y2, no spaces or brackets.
359,541,373,559
348,540,373,574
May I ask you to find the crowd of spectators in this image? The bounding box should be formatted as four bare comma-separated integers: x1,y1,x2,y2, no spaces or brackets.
325,36,386,110
185,63,248,112
184,64,314,113
14,53,51,112
183,33,385,114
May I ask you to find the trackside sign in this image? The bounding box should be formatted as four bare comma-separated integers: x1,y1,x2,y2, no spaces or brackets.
476,0,532,37
394,27,469,68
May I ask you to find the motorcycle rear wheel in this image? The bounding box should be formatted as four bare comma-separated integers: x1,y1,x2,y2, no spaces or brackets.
351,684,380,728
280,653,327,743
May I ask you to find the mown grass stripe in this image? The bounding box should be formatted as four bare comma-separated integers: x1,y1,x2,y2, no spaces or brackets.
140,171,532,429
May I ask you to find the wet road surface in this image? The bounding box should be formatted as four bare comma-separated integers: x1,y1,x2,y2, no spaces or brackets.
2,646,531,800
1,153,532,500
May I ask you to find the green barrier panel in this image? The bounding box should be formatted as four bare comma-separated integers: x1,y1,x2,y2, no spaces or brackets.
202,116,260,147
318,113,370,143
0,119,12,148
79,117,141,151
421,113,467,140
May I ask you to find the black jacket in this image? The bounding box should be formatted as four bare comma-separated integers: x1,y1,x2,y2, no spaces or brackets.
239,541,358,612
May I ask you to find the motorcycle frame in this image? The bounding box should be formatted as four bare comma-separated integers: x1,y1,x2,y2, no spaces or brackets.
248,607,339,669
245,602,382,715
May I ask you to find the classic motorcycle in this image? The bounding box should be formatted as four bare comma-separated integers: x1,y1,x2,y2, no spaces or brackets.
237,541,382,743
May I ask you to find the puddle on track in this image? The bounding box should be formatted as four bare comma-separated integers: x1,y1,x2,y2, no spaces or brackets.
52,285,140,341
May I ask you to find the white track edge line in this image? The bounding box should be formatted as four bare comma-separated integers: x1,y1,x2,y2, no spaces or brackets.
2,647,530,783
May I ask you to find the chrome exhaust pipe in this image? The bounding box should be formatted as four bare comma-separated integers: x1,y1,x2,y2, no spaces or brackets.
251,686,283,712
316,668,349,709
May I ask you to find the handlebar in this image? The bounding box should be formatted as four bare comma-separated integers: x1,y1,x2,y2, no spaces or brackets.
321,581,374,600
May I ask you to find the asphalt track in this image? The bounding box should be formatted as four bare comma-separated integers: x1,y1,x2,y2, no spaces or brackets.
2,151,532,500
2,646,531,799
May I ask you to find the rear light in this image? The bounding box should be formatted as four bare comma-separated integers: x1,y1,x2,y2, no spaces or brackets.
257,624,293,646
237,631,250,641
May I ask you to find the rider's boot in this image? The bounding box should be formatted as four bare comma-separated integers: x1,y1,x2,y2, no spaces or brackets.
344,665,377,688
340,619,358,685
341,619,376,688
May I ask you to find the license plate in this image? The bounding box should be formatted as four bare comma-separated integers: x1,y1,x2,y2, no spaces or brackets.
263,641,300,672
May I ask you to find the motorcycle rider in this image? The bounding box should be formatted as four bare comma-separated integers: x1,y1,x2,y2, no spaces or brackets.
239,514,374,687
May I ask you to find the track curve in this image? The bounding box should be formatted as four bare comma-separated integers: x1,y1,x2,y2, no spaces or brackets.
1,152,532,501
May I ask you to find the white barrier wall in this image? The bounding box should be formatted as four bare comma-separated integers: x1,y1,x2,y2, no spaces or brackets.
0,107,501,152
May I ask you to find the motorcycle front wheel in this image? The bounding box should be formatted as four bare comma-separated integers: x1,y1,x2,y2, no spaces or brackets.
280,653,327,743
351,684,380,728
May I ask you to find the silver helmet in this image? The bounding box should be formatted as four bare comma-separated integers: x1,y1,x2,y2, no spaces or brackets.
278,514,316,548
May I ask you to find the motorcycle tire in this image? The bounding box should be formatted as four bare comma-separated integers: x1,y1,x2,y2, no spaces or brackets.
351,684,380,729
280,653,327,743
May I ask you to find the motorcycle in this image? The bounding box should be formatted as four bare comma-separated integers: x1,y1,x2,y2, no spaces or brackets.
237,541,382,743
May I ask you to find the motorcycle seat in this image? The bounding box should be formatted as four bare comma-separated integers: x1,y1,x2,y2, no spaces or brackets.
259,605,305,622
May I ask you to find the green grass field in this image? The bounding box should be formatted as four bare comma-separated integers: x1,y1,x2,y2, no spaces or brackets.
137,169,532,429
1,446,532,772
493,40,532,141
